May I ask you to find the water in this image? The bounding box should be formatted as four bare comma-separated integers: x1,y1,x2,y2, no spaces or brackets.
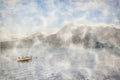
0,44,120,80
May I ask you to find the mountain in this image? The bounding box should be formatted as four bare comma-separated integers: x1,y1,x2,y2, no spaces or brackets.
0,24,120,49
44,24,120,48
0,32,44,49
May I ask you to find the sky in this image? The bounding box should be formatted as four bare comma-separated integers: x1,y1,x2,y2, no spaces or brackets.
0,0,120,35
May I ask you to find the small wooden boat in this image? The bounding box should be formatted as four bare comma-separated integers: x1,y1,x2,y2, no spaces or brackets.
17,56,32,62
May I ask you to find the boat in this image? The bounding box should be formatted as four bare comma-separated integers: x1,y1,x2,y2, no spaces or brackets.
17,56,32,62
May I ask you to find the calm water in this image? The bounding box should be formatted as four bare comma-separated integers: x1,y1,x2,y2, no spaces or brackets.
0,46,120,80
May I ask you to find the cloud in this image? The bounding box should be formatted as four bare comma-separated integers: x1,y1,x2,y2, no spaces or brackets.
0,0,120,36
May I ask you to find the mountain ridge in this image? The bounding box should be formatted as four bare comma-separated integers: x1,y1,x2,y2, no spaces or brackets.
0,24,120,49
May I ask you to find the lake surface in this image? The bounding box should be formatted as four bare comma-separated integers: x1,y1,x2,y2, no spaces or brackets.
0,46,120,80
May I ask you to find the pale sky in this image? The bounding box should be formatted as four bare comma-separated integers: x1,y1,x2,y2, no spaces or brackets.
0,0,120,35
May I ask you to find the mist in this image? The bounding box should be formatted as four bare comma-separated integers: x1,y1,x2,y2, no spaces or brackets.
0,0,120,80
0,24,120,80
